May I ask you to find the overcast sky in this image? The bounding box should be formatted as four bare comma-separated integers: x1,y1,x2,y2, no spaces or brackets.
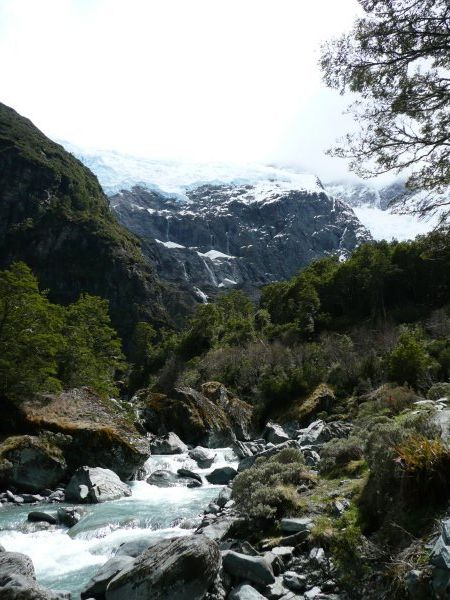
0,0,363,180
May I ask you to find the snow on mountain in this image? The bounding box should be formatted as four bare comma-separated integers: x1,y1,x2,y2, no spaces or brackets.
324,180,444,241
61,141,324,201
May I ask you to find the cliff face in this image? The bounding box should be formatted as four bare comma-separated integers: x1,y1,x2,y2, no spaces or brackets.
111,182,371,300
0,103,169,339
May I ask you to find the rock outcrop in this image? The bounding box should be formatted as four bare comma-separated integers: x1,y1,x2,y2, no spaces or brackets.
0,436,66,493
110,180,371,302
65,466,131,503
105,535,221,600
10,388,149,480
140,384,253,447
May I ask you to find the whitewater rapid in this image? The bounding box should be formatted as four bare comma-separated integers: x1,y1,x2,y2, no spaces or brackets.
0,448,237,596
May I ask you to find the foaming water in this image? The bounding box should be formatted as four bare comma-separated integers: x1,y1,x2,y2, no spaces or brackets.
0,448,236,595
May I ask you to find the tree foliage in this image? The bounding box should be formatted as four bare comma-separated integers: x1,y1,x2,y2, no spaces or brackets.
321,0,450,200
0,262,125,399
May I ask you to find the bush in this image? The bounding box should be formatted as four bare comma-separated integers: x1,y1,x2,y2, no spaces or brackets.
394,435,450,505
387,329,436,389
358,385,418,418
320,436,365,477
232,448,313,523
427,382,450,401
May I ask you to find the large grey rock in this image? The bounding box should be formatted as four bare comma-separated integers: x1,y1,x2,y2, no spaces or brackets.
146,470,179,487
263,423,290,445
222,551,275,586
177,468,202,484
65,467,131,503
228,583,266,599
149,433,188,455
56,507,81,527
114,537,163,558
106,535,221,600
0,436,67,493
0,552,35,580
0,574,71,599
0,551,70,599
206,467,237,485
283,571,307,592
198,518,237,542
216,487,232,508
280,517,313,535
27,512,57,525
80,556,134,599
188,447,216,468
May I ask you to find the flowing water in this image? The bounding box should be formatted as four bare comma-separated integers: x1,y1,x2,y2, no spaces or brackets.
0,448,237,597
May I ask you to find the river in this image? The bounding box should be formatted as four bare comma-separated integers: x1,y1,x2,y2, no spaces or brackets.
0,448,237,597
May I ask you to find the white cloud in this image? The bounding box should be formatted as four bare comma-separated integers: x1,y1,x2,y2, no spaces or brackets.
0,0,362,177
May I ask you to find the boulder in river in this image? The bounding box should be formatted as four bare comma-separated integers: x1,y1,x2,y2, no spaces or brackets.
65,466,131,503
146,470,180,487
115,537,163,558
27,511,57,525
229,583,267,599
106,535,221,600
177,468,202,484
0,435,67,493
81,556,134,599
206,466,237,485
188,447,216,468
149,432,187,455
0,550,70,599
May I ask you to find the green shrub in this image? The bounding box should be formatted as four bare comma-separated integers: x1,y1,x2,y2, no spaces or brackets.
387,329,437,389
320,436,365,477
232,448,313,523
427,382,450,401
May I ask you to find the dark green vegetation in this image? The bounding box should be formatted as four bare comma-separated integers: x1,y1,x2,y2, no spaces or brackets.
0,102,168,342
136,232,450,412
321,0,450,200
0,262,124,399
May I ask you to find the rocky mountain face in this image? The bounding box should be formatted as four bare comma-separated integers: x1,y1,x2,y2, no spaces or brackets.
0,103,171,341
67,150,371,302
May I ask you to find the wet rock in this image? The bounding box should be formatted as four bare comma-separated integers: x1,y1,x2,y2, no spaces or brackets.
229,583,266,599
188,479,202,488
280,517,313,535
263,423,290,445
177,468,202,484
0,545,5,553
206,467,237,485
27,512,57,525
106,535,221,600
149,432,187,455
206,502,221,515
57,507,81,527
222,550,275,586
189,447,216,468
146,469,178,487
65,466,131,503
216,487,232,508
114,537,163,558
81,556,134,599
0,552,35,580
6,491,24,504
